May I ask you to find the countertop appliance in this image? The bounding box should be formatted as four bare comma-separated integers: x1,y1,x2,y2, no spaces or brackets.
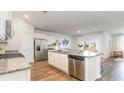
68,55,85,80
34,38,48,62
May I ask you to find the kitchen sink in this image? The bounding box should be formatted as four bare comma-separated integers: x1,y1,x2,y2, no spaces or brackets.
56,50,74,54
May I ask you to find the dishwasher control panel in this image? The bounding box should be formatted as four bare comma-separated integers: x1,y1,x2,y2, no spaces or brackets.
68,55,85,61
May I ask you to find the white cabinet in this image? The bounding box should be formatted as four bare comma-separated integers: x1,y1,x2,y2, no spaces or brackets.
48,52,68,74
0,11,11,40
48,52,54,65
55,53,68,73
85,56,101,81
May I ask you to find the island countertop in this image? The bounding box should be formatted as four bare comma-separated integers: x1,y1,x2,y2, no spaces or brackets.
48,50,103,58
0,58,30,75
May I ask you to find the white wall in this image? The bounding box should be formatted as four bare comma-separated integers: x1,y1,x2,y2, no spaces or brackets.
17,18,34,63
112,34,124,51
0,17,34,62
102,32,112,58
76,32,103,53
34,29,77,50
109,27,124,57
76,32,112,58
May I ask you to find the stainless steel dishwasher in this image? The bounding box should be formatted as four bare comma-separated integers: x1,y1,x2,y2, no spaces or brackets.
68,55,85,80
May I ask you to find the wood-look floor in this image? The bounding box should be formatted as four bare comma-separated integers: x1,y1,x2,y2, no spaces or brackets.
31,61,78,81
97,58,124,81
31,58,124,81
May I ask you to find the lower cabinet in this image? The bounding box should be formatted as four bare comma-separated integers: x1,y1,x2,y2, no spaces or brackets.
48,52,68,74
48,52,54,65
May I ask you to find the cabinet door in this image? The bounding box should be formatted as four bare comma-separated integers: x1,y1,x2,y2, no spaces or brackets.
55,53,68,73
48,52,54,65
60,57,68,73
52,53,60,67
48,52,69,74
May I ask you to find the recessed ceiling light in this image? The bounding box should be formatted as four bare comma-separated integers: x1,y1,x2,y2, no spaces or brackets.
24,14,29,18
78,30,81,33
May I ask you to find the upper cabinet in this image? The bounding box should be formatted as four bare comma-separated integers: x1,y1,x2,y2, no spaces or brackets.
0,11,11,40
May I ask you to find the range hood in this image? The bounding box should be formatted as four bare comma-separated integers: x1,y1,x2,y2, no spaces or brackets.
0,20,11,43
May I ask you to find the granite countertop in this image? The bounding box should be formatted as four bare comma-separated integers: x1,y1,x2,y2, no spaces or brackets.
0,58,30,75
48,50,103,58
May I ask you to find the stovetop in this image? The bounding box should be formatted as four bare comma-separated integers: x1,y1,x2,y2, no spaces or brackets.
0,50,24,59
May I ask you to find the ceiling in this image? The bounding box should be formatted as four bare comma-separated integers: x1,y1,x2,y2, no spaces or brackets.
12,11,124,36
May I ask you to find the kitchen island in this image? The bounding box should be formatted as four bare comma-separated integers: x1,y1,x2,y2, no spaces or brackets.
48,50,103,81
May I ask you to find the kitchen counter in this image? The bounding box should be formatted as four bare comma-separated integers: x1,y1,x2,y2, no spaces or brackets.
0,50,30,81
48,50,103,58
0,58,30,75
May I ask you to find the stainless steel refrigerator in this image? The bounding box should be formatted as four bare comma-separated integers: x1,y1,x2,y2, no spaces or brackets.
34,38,48,62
